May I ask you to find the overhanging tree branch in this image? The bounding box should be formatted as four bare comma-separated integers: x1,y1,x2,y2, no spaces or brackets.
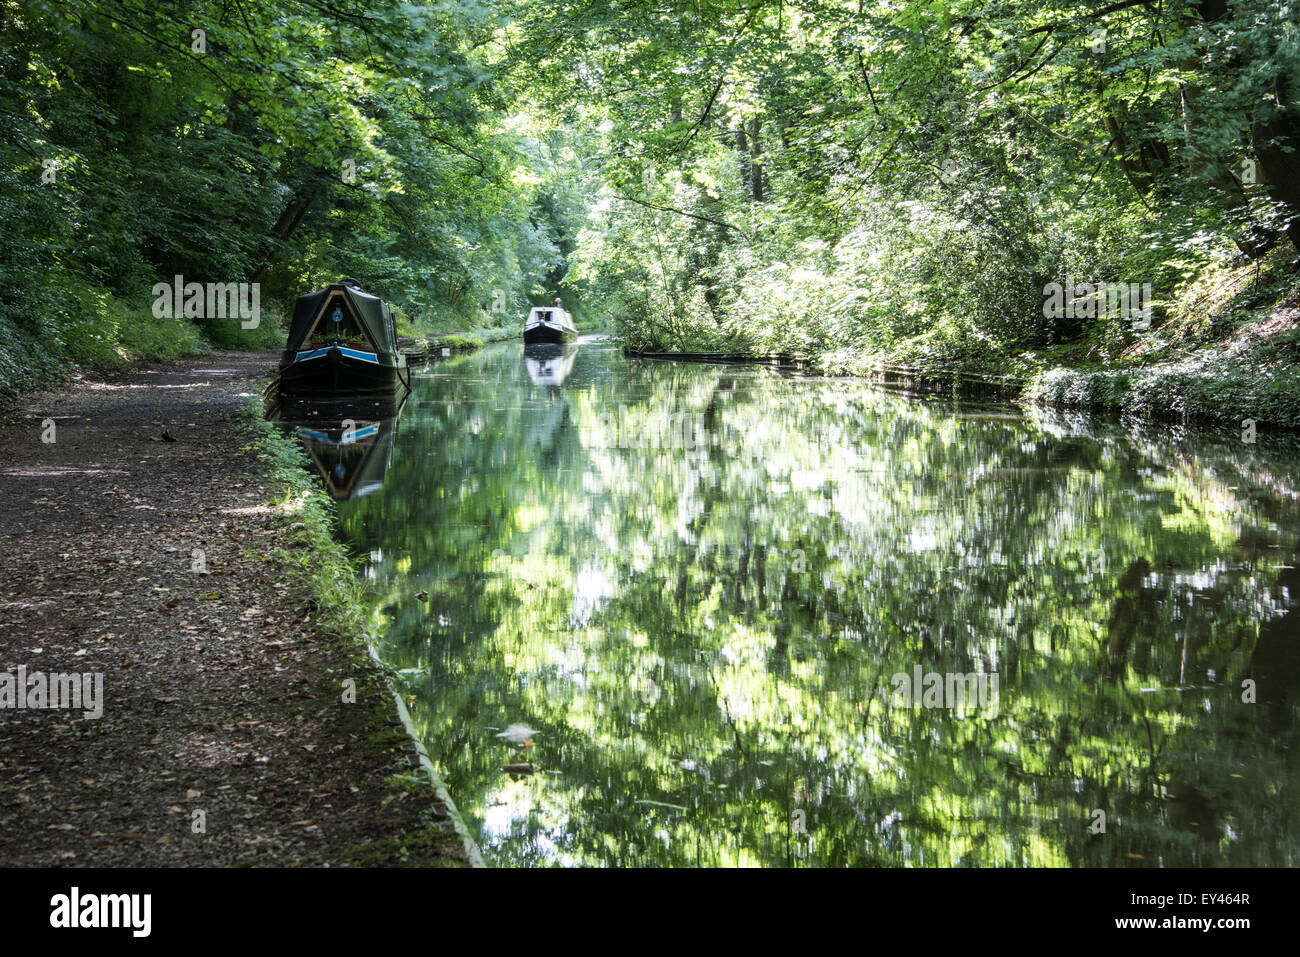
615,194,754,242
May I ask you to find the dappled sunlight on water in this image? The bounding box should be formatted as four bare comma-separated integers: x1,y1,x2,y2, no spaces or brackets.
332,341,1300,867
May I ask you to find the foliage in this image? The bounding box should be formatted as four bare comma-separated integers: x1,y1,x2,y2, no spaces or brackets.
0,0,595,390
5,1,1297,393
507,0,1300,373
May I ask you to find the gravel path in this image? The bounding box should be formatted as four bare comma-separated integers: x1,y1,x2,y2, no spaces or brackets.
0,352,467,867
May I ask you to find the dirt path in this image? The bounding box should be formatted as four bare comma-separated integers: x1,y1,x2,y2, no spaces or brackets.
0,352,467,867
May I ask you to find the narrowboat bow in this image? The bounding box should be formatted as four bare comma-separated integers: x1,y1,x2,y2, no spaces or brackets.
279,279,408,394
523,304,578,344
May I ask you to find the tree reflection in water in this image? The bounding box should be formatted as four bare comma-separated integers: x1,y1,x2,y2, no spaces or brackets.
333,341,1300,867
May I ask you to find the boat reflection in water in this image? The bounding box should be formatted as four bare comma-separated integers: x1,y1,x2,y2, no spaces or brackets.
271,391,407,501
523,342,579,388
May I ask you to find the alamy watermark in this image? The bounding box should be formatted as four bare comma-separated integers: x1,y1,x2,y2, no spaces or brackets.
0,666,103,719
581,409,707,450
50,888,150,937
889,666,999,718
1043,276,1152,330
152,275,260,329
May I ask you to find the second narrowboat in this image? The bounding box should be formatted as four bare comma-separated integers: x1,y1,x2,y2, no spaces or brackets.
523,298,578,344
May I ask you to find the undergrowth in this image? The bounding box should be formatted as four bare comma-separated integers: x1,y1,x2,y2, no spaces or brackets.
239,399,381,640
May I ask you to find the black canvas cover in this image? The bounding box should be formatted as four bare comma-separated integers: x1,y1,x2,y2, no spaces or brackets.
284,283,398,357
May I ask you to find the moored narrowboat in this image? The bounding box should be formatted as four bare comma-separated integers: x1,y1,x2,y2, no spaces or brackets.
279,279,408,394
523,299,578,344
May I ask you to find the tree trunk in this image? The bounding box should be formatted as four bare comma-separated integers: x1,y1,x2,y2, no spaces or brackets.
1102,112,1169,196
1252,79,1300,251
735,123,752,199
248,186,320,282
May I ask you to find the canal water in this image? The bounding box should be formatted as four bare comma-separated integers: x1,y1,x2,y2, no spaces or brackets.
313,338,1300,866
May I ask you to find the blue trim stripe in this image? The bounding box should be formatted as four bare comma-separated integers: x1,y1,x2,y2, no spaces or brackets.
339,346,381,364
293,346,382,365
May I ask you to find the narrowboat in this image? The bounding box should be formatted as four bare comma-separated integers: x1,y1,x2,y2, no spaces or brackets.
522,301,578,344
279,279,408,394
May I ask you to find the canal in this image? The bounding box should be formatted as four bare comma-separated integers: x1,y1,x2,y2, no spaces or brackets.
317,338,1300,866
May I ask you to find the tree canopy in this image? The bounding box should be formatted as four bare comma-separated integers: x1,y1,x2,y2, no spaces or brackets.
2,0,1298,389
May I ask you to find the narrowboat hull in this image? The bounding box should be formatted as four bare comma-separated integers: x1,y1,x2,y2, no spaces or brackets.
523,322,578,345
278,345,406,395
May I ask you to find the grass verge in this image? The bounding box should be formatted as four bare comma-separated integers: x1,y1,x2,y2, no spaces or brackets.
0,286,290,399
238,398,480,866
239,399,380,641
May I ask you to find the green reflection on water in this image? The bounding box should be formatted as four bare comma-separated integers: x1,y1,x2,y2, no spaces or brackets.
333,340,1300,867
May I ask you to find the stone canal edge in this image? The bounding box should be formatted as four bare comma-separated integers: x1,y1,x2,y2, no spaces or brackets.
0,350,483,867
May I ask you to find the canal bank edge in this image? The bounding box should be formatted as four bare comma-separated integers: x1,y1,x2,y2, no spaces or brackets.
0,352,473,866
625,347,1300,432
244,403,485,868
845,354,1300,431
377,645,487,869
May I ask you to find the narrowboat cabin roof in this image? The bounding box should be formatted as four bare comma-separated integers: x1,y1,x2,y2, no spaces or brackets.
284,281,400,358
527,305,574,322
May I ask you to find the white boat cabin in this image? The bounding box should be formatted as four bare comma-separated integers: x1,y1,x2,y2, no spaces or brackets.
525,305,576,333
